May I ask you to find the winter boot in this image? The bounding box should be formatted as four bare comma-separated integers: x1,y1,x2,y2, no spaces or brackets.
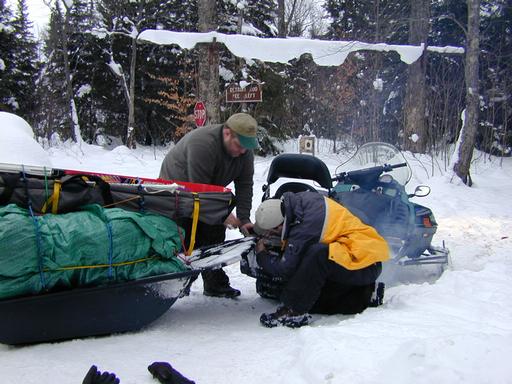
82,365,120,384
148,362,195,384
260,305,311,328
202,269,240,298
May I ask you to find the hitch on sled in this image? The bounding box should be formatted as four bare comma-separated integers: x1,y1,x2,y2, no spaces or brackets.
395,244,450,267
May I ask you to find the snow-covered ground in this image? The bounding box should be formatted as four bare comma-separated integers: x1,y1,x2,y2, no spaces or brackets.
1,114,511,384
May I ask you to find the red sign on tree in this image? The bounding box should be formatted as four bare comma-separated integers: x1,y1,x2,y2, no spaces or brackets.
194,101,207,127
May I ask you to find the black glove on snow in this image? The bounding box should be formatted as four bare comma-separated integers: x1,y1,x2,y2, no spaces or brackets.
148,361,195,384
82,365,120,384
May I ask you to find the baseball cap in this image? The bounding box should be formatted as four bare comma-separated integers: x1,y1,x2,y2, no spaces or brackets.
254,199,284,235
225,113,258,149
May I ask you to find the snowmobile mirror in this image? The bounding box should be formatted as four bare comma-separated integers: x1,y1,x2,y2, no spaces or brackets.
408,185,431,198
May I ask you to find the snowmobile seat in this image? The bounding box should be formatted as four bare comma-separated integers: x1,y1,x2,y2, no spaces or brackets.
266,153,333,190
272,182,318,199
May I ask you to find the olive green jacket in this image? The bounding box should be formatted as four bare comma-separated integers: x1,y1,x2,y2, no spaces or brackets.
159,124,254,224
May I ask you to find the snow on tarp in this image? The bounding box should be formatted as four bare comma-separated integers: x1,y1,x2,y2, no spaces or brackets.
138,30,464,67
0,112,52,169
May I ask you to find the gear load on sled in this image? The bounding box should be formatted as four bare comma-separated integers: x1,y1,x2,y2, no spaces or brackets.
240,142,450,300
0,164,254,345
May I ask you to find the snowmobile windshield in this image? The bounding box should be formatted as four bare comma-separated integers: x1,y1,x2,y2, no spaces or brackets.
336,142,412,186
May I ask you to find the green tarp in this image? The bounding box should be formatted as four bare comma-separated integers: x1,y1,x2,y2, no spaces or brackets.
0,204,188,299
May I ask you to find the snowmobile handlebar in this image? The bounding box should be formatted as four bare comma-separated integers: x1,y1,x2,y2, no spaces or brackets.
332,162,407,186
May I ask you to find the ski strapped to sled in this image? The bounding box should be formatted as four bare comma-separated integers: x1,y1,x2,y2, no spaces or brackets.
0,162,237,255
0,162,230,193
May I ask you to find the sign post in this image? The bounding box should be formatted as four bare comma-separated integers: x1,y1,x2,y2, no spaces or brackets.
194,101,207,127
299,136,316,156
226,83,262,103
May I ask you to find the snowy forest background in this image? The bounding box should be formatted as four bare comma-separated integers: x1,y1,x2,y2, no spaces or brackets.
0,0,510,162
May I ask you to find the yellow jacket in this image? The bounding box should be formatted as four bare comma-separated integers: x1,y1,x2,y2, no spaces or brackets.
321,197,389,270
275,192,389,275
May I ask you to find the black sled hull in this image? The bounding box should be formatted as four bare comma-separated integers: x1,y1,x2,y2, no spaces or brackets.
0,270,198,345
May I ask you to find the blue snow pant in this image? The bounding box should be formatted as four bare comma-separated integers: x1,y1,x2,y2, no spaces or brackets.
280,243,382,314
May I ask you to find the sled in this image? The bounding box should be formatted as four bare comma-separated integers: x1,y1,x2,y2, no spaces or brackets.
0,163,254,345
0,237,255,345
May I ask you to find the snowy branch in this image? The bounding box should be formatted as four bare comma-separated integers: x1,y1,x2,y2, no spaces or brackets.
138,30,464,67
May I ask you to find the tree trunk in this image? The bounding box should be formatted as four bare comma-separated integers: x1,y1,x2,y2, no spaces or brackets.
197,0,220,124
453,0,480,185
61,1,82,143
277,0,286,37
126,35,137,149
403,0,430,153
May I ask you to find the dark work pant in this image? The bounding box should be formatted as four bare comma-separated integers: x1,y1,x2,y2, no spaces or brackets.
280,243,382,314
177,218,226,248
177,218,230,286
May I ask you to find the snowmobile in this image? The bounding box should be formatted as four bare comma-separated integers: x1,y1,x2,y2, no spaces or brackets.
240,142,450,300
0,165,254,345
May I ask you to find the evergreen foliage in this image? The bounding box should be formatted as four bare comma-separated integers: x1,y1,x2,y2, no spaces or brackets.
324,0,409,43
0,0,17,112
2,0,509,157
0,0,38,120
478,0,511,155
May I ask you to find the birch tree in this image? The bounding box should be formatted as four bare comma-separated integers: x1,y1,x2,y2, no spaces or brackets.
403,0,429,153
453,0,480,185
56,0,83,144
97,0,151,148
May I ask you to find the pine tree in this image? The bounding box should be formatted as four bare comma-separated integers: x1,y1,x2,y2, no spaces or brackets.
93,0,201,145
477,0,511,155
243,0,277,37
66,0,112,143
0,0,38,117
325,0,408,43
322,0,409,145
0,0,17,112
427,0,466,156
96,0,159,147
10,0,40,120
35,2,69,140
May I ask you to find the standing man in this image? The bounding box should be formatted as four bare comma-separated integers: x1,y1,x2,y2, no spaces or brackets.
159,113,257,298
253,191,389,327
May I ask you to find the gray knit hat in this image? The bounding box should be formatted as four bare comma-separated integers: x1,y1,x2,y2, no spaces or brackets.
254,199,284,235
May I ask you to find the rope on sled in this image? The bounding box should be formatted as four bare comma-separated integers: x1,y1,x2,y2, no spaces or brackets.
21,166,47,290
41,179,62,214
103,195,141,208
43,255,162,272
137,181,146,212
105,220,114,278
174,194,189,262
43,167,50,204
186,193,200,256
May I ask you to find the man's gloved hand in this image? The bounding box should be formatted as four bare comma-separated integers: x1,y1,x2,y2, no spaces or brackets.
82,365,120,384
239,222,254,237
223,213,241,230
256,238,267,253
148,362,195,384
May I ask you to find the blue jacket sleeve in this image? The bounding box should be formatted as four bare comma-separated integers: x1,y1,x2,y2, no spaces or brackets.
256,242,302,278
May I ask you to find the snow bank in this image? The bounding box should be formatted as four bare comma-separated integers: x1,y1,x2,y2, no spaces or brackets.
0,112,52,169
